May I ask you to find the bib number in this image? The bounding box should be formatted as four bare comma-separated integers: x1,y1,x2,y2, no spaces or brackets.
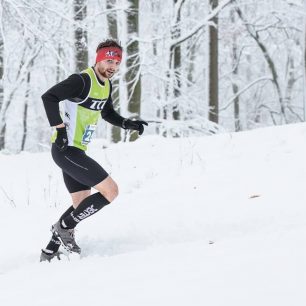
82,124,97,145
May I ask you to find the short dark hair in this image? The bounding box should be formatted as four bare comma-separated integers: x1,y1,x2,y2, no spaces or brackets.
96,39,122,53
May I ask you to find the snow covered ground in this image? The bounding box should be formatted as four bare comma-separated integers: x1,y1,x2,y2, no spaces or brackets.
0,123,305,306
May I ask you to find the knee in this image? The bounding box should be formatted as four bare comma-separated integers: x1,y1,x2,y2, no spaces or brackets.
95,176,119,203
102,181,119,203
110,181,119,201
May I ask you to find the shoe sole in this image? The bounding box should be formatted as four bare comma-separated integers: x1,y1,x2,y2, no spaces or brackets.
40,248,63,262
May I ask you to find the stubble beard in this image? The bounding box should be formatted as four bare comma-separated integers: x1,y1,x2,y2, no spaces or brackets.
99,67,114,79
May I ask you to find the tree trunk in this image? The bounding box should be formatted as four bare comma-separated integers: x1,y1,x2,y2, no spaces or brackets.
208,0,219,124
171,0,185,121
150,2,162,135
231,9,240,131
21,70,31,151
0,3,4,149
74,0,88,72
187,43,196,86
0,123,5,150
107,0,121,143
304,0,306,121
125,0,141,141
0,35,3,110
0,53,3,149
56,43,63,83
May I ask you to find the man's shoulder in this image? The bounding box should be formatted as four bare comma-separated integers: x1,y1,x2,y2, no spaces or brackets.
74,72,90,83
63,73,86,85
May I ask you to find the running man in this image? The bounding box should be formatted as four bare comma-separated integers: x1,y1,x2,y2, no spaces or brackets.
40,39,148,262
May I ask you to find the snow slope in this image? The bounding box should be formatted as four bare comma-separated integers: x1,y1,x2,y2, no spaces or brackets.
0,123,305,306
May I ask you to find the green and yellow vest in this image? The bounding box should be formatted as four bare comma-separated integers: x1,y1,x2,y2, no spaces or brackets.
52,67,110,151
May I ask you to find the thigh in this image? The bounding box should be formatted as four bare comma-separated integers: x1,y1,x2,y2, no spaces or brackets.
62,171,91,194
52,144,109,188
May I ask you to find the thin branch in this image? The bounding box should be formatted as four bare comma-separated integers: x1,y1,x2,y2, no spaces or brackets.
220,76,273,111
170,0,233,49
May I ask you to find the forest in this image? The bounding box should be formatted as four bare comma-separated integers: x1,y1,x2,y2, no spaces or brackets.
0,0,305,152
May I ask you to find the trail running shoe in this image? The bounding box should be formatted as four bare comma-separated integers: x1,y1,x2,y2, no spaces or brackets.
40,249,62,262
51,221,81,254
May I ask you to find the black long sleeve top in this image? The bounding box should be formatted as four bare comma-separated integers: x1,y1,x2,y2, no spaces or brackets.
41,70,125,127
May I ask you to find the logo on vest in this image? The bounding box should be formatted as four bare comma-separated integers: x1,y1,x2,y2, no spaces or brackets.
90,99,107,110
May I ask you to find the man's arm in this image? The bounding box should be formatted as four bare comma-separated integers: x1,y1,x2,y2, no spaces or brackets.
41,74,85,127
101,98,125,127
102,99,148,135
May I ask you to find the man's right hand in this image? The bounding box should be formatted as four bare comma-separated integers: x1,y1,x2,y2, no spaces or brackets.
55,126,68,152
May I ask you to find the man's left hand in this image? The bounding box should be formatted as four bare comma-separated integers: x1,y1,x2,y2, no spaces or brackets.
122,119,148,135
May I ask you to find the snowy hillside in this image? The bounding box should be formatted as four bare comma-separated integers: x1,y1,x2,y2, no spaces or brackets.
0,123,305,306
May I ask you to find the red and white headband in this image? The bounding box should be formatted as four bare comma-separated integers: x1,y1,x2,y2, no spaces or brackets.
96,47,122,63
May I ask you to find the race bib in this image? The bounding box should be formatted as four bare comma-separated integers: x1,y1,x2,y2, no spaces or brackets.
81,124,97,145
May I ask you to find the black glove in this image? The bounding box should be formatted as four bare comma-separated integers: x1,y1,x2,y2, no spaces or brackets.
55,126,68,151
122,119,148,135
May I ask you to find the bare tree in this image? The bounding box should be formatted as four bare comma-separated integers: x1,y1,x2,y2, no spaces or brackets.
0,1,56,151
170,0,186,121
107,0,121,143
0,1,4,149
149,0,231,136
21,37,38,151
303,0,306,120
74,0,88,72
230,8,241,131
208,0,219,124
21,70,30,151
125,0,141,141
234,3,288,124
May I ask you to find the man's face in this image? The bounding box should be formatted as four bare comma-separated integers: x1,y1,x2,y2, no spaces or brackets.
96,59,121,79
